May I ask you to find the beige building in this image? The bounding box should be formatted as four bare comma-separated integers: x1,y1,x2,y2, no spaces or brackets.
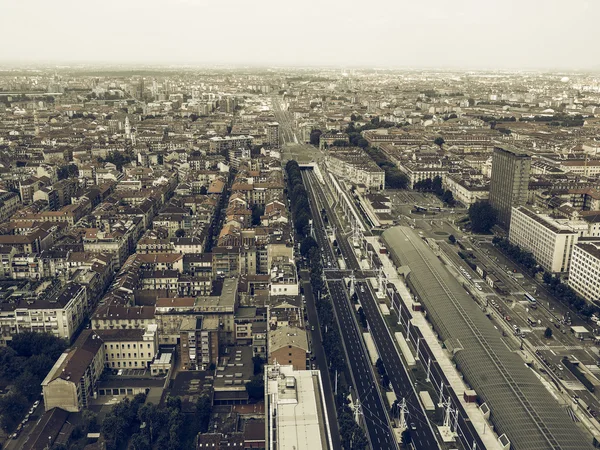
42,330,105,412
268,325,308,371
97,325,158,369
91,304,156,331
326,148,385,191
509,206,587,273
569,238,600,304
0,283,87,345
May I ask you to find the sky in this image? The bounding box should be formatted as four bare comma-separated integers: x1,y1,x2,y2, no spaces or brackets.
3,0,600,70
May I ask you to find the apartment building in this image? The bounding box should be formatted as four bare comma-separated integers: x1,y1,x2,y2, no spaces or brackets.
97,324,158,369
179,316,219,370
397,162,448,189
269,257,299,296
268,325,308,370
509,206,587,273
42,330,105,412
91,304,156,330
0,283,88,345
325,148,385,191
569,237,600,304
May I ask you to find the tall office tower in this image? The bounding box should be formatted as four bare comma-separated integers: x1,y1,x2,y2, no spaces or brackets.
266,122,280,147
137,78,145,101
489,146,531,229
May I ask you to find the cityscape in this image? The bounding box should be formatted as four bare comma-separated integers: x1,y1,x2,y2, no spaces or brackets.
2,3,600,450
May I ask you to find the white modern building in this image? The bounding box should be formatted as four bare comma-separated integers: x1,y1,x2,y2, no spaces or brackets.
265,363,333,450
569,237,600,304
509,206,588,273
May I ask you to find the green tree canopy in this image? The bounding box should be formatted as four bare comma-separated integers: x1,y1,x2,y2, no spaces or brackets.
468,202,497,233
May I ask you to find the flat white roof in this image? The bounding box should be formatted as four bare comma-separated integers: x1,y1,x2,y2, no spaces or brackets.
267,365,328,450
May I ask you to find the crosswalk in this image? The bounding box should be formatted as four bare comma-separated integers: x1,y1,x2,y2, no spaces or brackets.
532,345,583,351
562,380,586,391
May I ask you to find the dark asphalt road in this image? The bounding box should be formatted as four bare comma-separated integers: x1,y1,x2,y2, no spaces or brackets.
303,171,399,450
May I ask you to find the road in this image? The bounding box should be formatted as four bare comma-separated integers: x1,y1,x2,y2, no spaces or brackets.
356,280,439,450
302,170,399,450
301,270,342,450
306,171,439,449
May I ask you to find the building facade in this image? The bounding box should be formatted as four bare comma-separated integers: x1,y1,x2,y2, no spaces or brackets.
569,238,600,305
489,147,531,229
509,206,585,273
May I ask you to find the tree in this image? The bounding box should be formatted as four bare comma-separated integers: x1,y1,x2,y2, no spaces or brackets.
82,409,98,434
442,189,455,206
448,234,456,244
57,164,78,180
195,394,212,433
432,176,443,195
300,236,318,258
251,205,264,226
252,355,265,375
544,327,553,339
246,376,265,401
199,185,208,195
468,202,497,233
357,138,369,148
434,137,445,147
175,229,185,238
309,129,322,146
0,392,28,432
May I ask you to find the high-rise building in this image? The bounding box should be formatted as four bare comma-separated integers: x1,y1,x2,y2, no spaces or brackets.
266,122,280,147
489,146,531,229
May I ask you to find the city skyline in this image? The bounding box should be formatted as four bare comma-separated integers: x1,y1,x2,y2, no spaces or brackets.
3,0,600,71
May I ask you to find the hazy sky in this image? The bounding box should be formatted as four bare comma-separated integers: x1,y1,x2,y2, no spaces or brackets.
3,0,599,70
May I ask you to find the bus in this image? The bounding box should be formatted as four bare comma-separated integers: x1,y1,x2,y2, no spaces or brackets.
527,316,536,326
525,293,538,309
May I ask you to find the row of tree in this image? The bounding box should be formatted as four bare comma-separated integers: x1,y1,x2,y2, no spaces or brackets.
543,272,597,317
492,237,540,276
286,160,312,237
102,394,212,450
493,237,599,319
362,146,409,189
412,176,455,206
97,149,136,171
0,332,68,432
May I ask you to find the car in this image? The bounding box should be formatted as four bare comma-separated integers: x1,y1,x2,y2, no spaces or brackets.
29,407,34,415
360,286,365,293
11,431,19,439
410,422,417,430
33,400,40,408
311,326,315,331
311,363,316,370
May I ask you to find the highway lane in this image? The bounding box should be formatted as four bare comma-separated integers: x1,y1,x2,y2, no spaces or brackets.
302,170,398,450
356,280,439,450
309,165,438,449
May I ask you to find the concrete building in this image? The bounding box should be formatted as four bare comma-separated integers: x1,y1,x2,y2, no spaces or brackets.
489,147,531,229
265,364,333,450
0,283,88,345
269,257,299,296
268,325,308,370
97,325,158,369
569,237,600,304
509,206,587,273
41,330,105,412
179,316,219,370
325,148,385,191
266,122,280,147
